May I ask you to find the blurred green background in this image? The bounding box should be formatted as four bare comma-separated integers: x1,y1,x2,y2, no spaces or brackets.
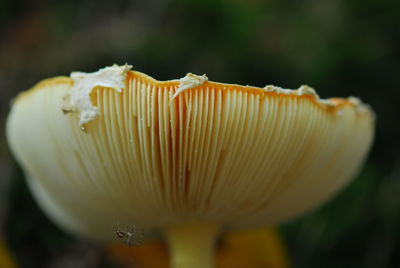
0,0,399,267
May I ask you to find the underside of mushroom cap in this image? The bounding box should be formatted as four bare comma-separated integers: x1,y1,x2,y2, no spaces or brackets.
7,65,374,241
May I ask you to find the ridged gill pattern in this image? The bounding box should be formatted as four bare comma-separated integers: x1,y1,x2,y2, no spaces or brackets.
7,71,374,241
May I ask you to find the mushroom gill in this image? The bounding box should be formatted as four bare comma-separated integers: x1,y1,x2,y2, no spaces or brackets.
6,65,374,268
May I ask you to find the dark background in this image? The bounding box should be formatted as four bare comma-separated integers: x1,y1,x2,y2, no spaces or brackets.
0,0,399,267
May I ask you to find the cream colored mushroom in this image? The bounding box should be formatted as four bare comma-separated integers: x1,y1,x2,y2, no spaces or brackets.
6,64,374,268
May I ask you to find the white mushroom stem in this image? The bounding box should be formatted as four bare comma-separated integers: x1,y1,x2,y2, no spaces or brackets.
164,223,220,268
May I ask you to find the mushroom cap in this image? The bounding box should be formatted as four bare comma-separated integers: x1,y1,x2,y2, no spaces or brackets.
6,65,374,241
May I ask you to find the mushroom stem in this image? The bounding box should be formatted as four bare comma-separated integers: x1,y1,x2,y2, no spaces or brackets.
164,223,220,268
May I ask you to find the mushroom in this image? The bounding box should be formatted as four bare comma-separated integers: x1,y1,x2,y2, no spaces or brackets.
6,64,374,268
107,227,289,268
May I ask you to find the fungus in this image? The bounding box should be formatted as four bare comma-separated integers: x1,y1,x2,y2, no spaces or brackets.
6,65,374,268
107,227,289,268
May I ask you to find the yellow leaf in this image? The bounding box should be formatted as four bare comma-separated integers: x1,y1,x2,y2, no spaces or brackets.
0,238,16,268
